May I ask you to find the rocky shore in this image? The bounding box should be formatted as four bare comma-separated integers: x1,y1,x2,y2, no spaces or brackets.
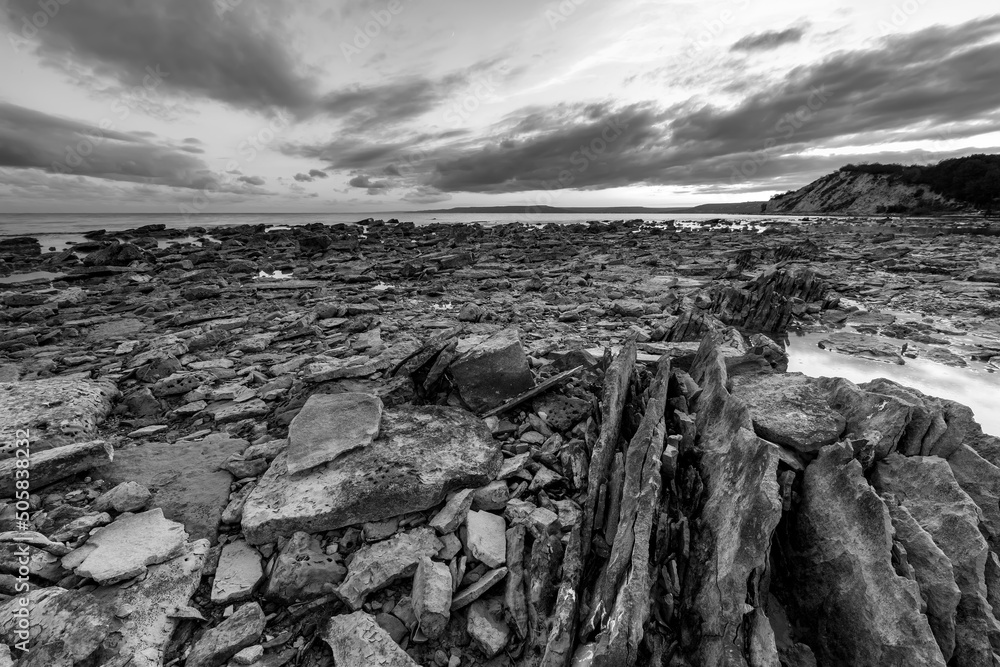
1,216,1000,667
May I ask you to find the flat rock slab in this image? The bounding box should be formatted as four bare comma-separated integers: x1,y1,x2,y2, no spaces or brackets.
449,327,535,413
0,440,113,497
265,531,346,603
731,373,846,455
242,405,501,544
211,539,263,604
0,377,118,453
819,331,905,364
62,508,188,584
94,434,247,544
337,527,443,610
323,611,418,667
287,393,382,475
185,601,266,667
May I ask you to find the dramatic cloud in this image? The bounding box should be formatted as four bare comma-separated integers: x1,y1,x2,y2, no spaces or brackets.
348,174,393,194
731,26,807,52
4,0,314,112
308,169,328,178
0,102,218,189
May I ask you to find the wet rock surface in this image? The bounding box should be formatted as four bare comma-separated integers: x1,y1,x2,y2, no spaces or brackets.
1,217,1000,666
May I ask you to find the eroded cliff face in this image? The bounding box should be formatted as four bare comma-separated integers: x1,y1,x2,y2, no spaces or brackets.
764,170,968,215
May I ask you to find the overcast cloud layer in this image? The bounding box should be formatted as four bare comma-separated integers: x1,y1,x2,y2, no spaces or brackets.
1,0,998,212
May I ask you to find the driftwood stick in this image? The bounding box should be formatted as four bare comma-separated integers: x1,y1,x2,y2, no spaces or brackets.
482,365,585,418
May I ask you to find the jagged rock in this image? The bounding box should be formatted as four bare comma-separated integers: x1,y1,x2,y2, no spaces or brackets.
265,531,346,603
873,454,1000,667
465,510,507,568
323,611,418,667
242,406,501,544
731,372,846,455
816,376,912,459
468,598,511,658
150,372,203,397
819,332,905,364
948,444,1000,550
786,443,945,666
82,240,146,267
0,440,113,497
683,334,783,666
92,481,152,514
0,377,118,453
452,567,508,610
412,556,452,639
884,498,961,660
62,508,188,585
286,392,382,475
863,378,977,459
211,539,263,604
430,488,475,534
336,527,443,610
448,328,535,413
185,601,266,667
95,434,246,544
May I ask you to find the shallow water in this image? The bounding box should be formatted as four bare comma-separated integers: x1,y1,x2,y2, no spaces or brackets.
786,331,1000,438
0,270,67,284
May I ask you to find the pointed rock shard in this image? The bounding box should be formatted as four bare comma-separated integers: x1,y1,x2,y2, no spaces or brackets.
286,393,383,475
242,406,501,544
412,556,453,639
323,611,418,667
62,508,188,585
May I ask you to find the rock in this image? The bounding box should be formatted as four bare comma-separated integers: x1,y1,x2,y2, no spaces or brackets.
185,601,266,667
232,645,264,665
265,531,346,603
429,488,475,534
62,508,188,584
452,567,508,610
731,372,846,455
211,539,263,604
884,499,961,661
337,527,443,610
323,611,418,667
0,440,113,497
242,406,501,544
818,331,905,364
95,434,247,543
947,444,1000,552
874,454,1000,667
472,480,510,511
0,377,118,452
862,378,976,459
816,376,912,460
467,598,511,658
465,510,506,568
376,612,409,644
448,328,535,413
92,481,152,513
209,398,270,424
82,240,146,267
412,556,452,639
786,443,945,666
286,393,382,475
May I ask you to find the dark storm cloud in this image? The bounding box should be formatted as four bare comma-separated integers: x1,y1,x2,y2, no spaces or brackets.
318,73,469,130
731,26,806,52
4,0,314,111
348,174,393,194
0,102,224,190
325,15,1000,195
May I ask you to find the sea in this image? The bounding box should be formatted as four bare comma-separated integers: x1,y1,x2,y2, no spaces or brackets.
0,212,782,252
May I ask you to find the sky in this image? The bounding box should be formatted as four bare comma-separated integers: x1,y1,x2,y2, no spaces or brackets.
1,0,999,213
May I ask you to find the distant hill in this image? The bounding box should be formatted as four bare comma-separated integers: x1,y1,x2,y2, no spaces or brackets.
421,203,767,215
765,154,1000,215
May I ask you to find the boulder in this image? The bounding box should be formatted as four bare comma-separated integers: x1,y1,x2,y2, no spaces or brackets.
0,377,118,453
92,480,152,514
817,376,912,459
286,393,382,475
731,372,846,455
818,332,905,364
62,508,188,585
874,454,1000,667
786,443,945,666
337,527,443,610
862,379,977,459
323,611,418,667
0,440,113,497
448,328,535,413
242,406,501,544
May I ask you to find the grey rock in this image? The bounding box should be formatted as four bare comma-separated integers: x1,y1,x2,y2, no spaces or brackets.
185,601,266,667
265,531,346,603
448,328,535,413
322,611,418,667
412,556,452,639
210,539,263,604
286,393,382,475
337,527,443,610
1,440,113,497
92,481,152,514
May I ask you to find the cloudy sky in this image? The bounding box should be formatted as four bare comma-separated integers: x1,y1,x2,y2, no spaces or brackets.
1,0,999,213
